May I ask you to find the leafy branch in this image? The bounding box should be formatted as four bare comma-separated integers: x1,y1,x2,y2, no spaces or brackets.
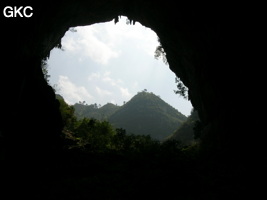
154,38,168,65
174,77,188,99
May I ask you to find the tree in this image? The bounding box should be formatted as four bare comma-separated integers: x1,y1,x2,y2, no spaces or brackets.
52,84,60,93
57,97,77,131
154,38,168,65
143,89,147,92
154,38,188,100
174,77,188,99
94,103,98,109
41,59,50,83
71,117,117,152
113,128,127,151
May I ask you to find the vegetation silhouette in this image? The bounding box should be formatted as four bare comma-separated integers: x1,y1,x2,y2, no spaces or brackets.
168,109,201,145
24,95,239,200
154,38,188,100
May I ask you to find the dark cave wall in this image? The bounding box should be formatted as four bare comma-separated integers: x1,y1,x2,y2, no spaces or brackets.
1,0,254,161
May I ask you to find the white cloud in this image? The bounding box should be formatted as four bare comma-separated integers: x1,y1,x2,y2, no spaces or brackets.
61,16,159,65
95,86,112,96
119,87,131,98
87,71,132,101
101,71,124,87
57,75,93,104
87,72,101,80
63,36,77,52
62,26,120,65
105,17,159,57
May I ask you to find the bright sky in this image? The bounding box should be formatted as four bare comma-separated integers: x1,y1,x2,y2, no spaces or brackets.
47,16,193,116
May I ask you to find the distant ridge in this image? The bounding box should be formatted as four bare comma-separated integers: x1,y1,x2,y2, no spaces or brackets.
72,91,187,141
167,110,199,145
74,102,120,120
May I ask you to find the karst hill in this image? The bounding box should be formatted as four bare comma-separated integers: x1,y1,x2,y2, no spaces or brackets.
73,91,187,140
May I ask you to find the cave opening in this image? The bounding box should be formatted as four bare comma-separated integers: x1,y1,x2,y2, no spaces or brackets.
1,0,247,158
46,16,192,116
44,16,195,142
1,1,256,198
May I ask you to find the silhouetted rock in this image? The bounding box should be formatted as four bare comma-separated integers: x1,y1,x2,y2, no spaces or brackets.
1,1,260,198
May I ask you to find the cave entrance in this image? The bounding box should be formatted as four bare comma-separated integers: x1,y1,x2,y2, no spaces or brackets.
2,3,252,197
46,16,192,117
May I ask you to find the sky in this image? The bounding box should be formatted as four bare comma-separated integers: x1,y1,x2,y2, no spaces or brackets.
47,16,193,116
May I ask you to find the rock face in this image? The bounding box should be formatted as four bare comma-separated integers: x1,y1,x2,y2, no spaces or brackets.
1,1,259,166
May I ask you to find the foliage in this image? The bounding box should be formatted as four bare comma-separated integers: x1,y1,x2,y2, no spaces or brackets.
168,109,200,145
38,95,215,200
174,77,188,99
57,95,192,155
154,38,188,100
73,118,116,152
154,38,168,65
74,102,120,120
58,97,76,129
65,116,161,154
41,59,50,83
